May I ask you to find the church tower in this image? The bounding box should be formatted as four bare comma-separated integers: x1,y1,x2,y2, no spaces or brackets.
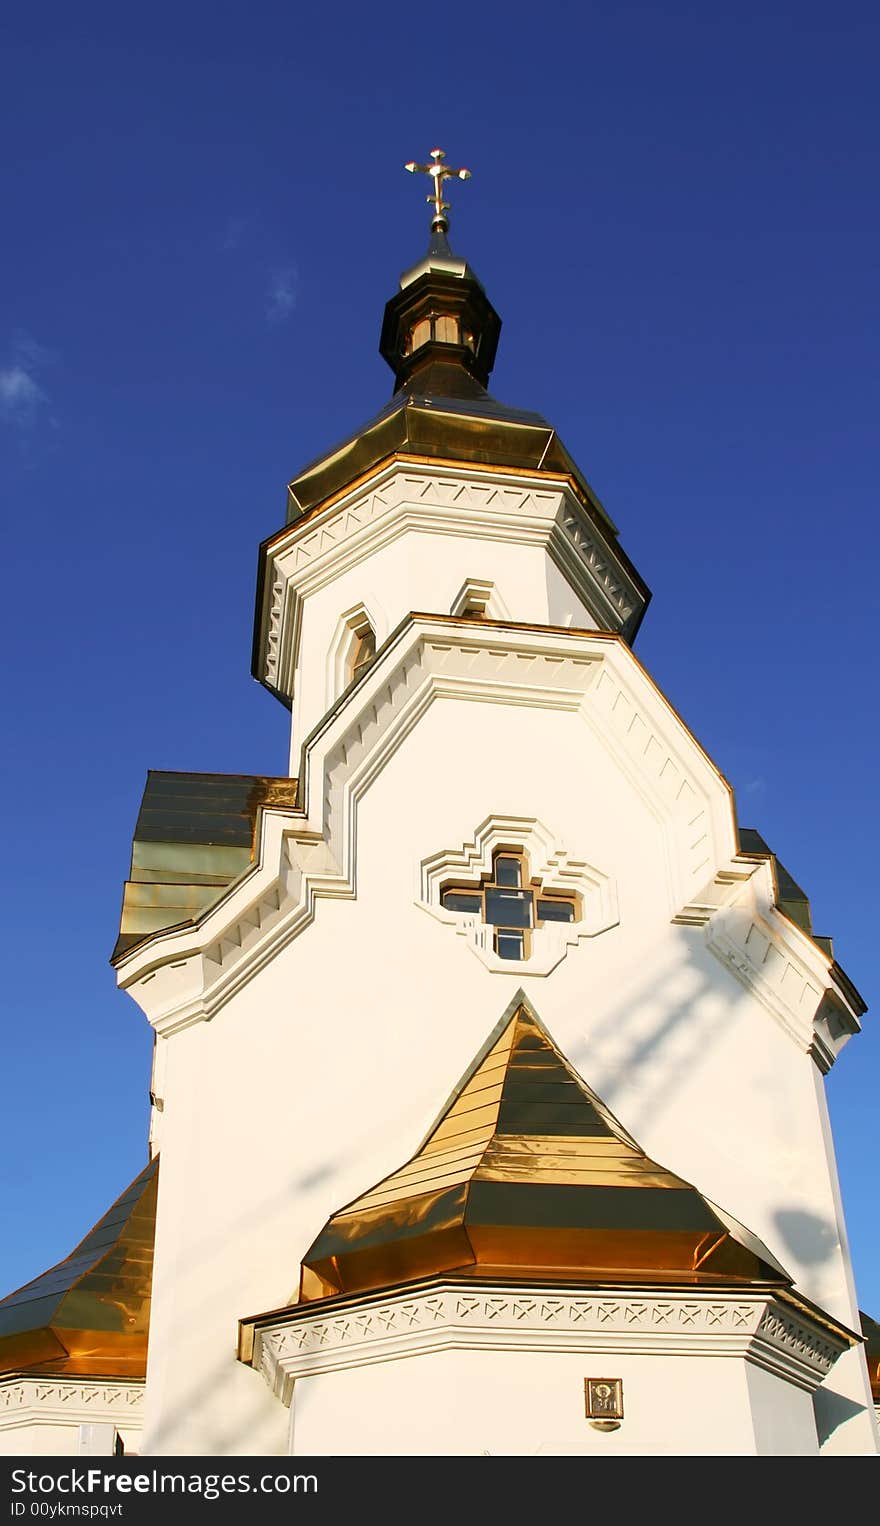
1,153,876,1457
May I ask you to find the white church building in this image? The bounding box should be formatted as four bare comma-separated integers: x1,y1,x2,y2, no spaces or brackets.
1,154,878,1458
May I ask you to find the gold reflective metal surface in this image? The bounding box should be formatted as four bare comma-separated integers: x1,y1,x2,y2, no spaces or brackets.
114,772,298,960
404,147,471,234
0,1159,157,1379
585,1376,624,1422
298,1006,790,1303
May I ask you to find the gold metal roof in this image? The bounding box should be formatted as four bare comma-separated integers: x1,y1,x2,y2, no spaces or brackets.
0,1159,157,1379
113,771,298,962
299,1004,789,1303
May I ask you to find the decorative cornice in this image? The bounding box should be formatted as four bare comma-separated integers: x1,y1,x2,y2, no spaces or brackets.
257,462,646,697
586,658,715,889
449,577,511,622
248,1282,848,1405
549,513,637,632
705,888,863,1063
0,1377,144,1434
809,991,861,1074
674,856,861,1066
117,621,734,1031
672,857,761,926
115,613,860,1068
116,616,859,1062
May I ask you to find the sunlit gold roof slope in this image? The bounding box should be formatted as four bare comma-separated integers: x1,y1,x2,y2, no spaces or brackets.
300,1005,789,1302
113,772,298,961
0,1158,157,1379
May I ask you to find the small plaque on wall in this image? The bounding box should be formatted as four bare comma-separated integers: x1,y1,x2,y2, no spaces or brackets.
584,1377,624,1424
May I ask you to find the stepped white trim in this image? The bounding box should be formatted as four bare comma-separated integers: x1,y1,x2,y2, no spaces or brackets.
115,617,860,1063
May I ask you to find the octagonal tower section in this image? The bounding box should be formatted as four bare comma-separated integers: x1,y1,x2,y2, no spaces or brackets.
251,227,651,772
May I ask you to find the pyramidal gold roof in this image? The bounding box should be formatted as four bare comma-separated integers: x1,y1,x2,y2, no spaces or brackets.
0,1158,157,1379
300,1005,789,1303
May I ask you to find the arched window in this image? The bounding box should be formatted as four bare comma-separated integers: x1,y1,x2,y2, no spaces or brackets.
328,605,380,705
348,624,376,686
405,314,461,354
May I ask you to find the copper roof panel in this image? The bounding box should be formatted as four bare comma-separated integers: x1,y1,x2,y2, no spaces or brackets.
296,1004,790,1303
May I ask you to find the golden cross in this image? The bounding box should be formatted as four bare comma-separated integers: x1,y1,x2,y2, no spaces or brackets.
404,147,471,232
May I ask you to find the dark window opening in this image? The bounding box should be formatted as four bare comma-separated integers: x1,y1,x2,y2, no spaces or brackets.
496,930,525,960
440,850,579,962
485,888,532,928
537,898,575,924
493,855,522,888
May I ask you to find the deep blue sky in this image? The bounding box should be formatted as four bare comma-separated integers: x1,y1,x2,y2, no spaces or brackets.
2,2,878,1319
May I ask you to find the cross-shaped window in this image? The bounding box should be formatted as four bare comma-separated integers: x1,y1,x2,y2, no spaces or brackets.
440,850,578,961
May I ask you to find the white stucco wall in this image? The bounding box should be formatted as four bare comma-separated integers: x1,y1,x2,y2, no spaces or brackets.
290,1348,818,1457
288,524,599,765
132,671,875,1455
0,1380,142,1457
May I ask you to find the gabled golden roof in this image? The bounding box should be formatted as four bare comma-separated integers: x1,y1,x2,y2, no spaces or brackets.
0,1158,157,1379
299,1005,789,1303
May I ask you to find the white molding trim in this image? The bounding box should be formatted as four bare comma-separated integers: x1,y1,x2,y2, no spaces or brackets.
249,1283,848,1406
449,577,512,622
0,1377,144,1443
672,855,761,926
708,909,823,1054
117,623,719,1023
418,814,619,976
258,461,646,696
324,599,383,711
698,858,859,1061
115,618,858,1060
672,854,858,1065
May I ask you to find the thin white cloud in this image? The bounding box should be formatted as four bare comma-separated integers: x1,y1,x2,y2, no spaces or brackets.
220,218,300,326
266,265,298,323
13,333,53,369
0,362,47,428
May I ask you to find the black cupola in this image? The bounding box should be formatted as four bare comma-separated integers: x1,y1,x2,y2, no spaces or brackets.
379,227,502,394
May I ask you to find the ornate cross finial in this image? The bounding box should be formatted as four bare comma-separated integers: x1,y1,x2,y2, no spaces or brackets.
404,147,471,233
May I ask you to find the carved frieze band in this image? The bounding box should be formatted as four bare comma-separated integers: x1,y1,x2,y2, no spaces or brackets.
707,909,824,1054
756,1309,842,1372
265,570,285,689
0,1379,144,1416
261,468,645,688
558,510,636,622
590,666,712,886
254,1285,845,1400
671,848,858,1067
